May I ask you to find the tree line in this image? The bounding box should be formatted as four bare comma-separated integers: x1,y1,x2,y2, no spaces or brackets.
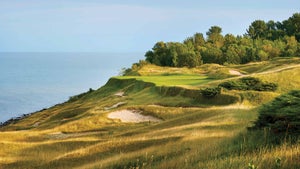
145,13,300,67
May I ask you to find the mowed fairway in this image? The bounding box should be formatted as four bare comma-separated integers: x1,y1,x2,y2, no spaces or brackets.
116,74,212,87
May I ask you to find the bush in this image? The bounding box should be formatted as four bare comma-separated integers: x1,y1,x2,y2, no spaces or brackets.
219,77,277,91
201,87,221,98
240,77,261,89
254,83,278,91
218,81,247,90
252,90,300,135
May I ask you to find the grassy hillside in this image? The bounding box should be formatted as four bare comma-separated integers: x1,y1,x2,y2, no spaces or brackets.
0,58,300,169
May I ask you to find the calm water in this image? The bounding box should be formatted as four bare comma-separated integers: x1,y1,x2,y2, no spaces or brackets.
0,52,143,122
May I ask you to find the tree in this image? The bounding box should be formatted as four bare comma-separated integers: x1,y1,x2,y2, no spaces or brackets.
144,13,300,67
257,50,269,61
206,26,222,36
206,26,224,48
242,46,256,63
261,40,280,59
145,50,154,63
145,41,172,66
283,36,298,57
194,33,206,47
202,46,224,64
247,20,268,40
177,52,200,68
224,34,237,46
239,36,253,47
283,13,300,41
168,42,201,68
253,90,300,135
224,44,243,64
266,20,277,40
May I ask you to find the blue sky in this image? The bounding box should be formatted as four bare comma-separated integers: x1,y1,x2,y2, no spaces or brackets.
0,0,299,52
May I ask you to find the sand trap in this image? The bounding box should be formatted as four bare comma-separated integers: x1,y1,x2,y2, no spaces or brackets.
108,110,161,123
229,70,243,75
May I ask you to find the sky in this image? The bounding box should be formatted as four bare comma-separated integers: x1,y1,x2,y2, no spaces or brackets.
0,0,299,52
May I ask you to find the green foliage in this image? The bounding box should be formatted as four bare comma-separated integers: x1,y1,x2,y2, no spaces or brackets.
218,80,247,90
283,36,298,57
201,87,221,98
206,26,224,48
247,20,268,39
219,77,278,91
144,13,300,68
202,46,224,64
254,83,278,91
145,42,201,68
253,90,300,135
283,13,300,41
224,44,243,64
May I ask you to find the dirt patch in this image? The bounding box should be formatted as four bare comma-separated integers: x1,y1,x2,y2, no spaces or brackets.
104,102,127,110
114,92,125,97
108,110,161,123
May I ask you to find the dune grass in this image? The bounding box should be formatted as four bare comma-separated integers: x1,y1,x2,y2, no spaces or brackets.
1,58,300,169
1,106,298,169
230,57,300,74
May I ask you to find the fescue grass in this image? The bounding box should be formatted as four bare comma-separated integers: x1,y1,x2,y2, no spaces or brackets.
2,104,298,169
1,58,300,169
230,57,300,74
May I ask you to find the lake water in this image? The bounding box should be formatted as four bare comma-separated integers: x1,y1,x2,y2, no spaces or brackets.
0,52,143,122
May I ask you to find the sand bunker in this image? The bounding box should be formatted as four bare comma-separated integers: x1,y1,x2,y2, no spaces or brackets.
229,70,243,75
108,110,161,123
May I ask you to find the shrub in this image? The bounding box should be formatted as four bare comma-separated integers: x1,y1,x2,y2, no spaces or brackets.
219,77,277,91
240,77,261,89
253,83,278,91
201,87,221,98
252,90,300,135
219,81,247,90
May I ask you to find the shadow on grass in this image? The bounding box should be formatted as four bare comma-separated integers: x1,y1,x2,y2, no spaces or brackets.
120,110,220,137
2,140,100,169
4,136,182,169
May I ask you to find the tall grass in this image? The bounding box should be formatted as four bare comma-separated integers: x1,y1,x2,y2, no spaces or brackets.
1,58,300,168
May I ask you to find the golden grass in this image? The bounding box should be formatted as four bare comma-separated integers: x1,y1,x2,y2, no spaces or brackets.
1,105,299,168
1,58,300,168
255,67,300,93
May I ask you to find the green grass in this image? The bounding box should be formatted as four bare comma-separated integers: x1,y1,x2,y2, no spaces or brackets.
116,74,213,87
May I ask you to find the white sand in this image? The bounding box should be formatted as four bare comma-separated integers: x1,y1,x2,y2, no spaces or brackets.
108,110,161,123
229,70,243,75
